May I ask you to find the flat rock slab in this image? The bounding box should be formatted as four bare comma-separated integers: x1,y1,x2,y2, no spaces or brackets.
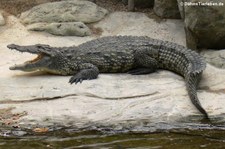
1,12,225,129
20,0,108,24
1,65,225,128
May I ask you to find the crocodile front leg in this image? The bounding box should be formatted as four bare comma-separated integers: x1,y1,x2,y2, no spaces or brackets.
69,63,99,84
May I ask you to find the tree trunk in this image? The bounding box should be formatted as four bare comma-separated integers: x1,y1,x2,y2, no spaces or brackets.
128,0,135,11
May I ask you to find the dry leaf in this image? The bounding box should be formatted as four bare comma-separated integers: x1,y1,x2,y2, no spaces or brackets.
33,127,49,133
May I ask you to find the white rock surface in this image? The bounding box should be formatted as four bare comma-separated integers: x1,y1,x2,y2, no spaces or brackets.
20,0,108,24
0,12,224,129
201,49,225,69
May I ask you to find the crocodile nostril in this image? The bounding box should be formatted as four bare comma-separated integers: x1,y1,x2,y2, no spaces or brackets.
79,25,84,29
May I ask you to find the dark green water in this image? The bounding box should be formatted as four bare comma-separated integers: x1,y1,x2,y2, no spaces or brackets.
1,125,225,149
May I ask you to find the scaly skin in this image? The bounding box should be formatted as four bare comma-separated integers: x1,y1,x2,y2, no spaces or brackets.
7,36,208,119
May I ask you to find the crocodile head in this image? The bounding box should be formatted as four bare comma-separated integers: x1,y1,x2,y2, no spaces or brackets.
7,44,72,75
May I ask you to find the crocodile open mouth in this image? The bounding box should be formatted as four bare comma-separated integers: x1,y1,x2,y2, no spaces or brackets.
28,53,44,63
9,53,45,71
7,44,52,72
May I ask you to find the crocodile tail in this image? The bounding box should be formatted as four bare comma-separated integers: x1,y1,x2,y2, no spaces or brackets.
185,72,209,119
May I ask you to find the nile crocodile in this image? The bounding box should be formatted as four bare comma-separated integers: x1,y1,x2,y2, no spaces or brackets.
7,36,208,119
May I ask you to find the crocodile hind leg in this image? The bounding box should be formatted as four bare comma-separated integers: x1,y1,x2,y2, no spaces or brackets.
128,50,158,75
69,63,99,84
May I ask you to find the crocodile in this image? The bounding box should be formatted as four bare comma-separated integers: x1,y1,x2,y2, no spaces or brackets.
7,36,208,119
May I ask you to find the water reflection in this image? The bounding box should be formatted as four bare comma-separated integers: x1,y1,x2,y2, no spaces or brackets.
1,116,225,149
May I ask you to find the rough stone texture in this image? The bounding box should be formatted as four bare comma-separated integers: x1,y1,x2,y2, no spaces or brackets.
20,0,108,24
1,12,225,129
178,0,225,49
27,22,91,36
0,12,5,26
201,49,225,69
153,0,181,19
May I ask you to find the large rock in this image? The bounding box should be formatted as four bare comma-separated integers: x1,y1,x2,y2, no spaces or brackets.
27,22,91,36
153,0,181,19
201,49,225,69
0,12,5,26
20,0,108,24
178,0,225,49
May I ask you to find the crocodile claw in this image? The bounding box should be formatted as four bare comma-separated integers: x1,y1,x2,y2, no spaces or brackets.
69,76,83,84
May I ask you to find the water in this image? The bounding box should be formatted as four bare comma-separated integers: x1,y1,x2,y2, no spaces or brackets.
1,123,225,149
